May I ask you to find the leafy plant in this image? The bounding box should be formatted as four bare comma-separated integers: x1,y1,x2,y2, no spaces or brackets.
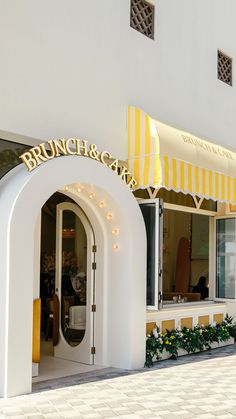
145,316,235,367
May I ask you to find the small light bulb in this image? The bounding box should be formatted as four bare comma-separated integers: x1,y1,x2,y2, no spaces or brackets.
112,244,119,250
99,201,105,208
65,186,69,191
89,193,95,199
112,228,119,235
106,213,113,220
77,187,81,193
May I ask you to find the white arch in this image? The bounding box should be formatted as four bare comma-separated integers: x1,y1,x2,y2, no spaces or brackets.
0,156,146,397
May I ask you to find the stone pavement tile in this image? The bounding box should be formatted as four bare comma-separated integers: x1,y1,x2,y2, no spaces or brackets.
119,404,144,412
38,406,57,414
227,409,236,415
6,417,25,419
97,409,118,417
142,416,163,419
217,416,235,419
26,416,45,419
86,403,107,409
134,410,155,417
106,401,126,408
59,411,83,418
0,407,24,415
117,415,141,419
138,402,162,409
21,407,39,414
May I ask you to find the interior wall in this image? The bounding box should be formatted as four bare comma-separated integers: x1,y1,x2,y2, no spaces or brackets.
41,211,56,255
191,260,209,288
163,209,209,292
163,209,191,292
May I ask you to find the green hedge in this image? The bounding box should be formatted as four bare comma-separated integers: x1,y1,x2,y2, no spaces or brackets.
146,314,236,367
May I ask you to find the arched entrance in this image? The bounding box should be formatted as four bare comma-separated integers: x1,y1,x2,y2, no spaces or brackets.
0,155,146,397
38,195,96,376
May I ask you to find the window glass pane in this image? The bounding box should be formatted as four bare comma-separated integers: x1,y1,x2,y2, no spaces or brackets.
61,210,87,346
140,204,156,306
216,218,236,299
0,139,30,178
163,210,209,303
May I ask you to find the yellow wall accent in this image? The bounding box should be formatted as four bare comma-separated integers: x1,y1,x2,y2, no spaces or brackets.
144,115,151,186
221,174,225,201
172,159,177,188
202,168,206,194
213,313,224,324
164,156,169,187
134,108,141,181
127,106,131,160
215,172,219,199
228,176,231,202
198,315,209,326
181,317,193,329
146,322,156,335
32,298,41,363
209,170,213,197
161,319,175,334
154,154,161,186
187,164,192,192
195,166,199,194
180,161,185,190
234,178,236,203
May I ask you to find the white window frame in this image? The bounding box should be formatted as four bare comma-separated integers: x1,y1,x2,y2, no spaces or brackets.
214,215,236,302
139,198,163,310
137,197,217,309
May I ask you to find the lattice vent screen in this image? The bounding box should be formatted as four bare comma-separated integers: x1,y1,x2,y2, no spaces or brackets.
130,0,154,40
217,50,232,86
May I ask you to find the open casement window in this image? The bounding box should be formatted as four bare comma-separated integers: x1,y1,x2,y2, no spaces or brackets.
139,199,163,310
215,216,236,301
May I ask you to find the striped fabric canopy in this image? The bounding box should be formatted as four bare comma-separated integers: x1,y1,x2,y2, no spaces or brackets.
128,106,236,204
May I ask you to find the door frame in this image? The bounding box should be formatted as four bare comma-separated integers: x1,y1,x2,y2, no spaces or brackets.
55,201,95,364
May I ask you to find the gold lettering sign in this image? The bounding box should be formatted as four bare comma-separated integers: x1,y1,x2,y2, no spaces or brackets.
181,134,234,160
19,139,137,189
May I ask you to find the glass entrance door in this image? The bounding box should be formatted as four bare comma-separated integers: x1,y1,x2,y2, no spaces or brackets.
54,202,95,364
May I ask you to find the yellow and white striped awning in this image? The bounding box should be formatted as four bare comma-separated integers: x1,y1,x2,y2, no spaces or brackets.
128,106,236,204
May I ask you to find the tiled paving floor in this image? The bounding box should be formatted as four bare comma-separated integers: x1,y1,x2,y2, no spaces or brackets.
1,344,236,418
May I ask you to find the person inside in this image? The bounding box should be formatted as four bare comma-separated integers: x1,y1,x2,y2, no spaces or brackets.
192,276,209,300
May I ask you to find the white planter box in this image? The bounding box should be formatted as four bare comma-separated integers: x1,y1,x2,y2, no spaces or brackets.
153,337,235,362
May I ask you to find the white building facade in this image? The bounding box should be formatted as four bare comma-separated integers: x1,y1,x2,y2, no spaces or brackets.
0,0,236,397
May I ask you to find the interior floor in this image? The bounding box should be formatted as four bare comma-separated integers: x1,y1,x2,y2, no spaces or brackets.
32,340,104,383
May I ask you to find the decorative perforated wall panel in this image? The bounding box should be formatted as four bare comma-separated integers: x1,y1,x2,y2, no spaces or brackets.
217,50,232,86
130,0,154,40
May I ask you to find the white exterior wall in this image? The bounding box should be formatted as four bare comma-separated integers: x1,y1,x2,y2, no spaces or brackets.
1,1,236,156
1,0,236,397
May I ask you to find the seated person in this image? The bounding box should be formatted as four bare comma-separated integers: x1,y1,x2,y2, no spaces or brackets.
192,276,209,300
